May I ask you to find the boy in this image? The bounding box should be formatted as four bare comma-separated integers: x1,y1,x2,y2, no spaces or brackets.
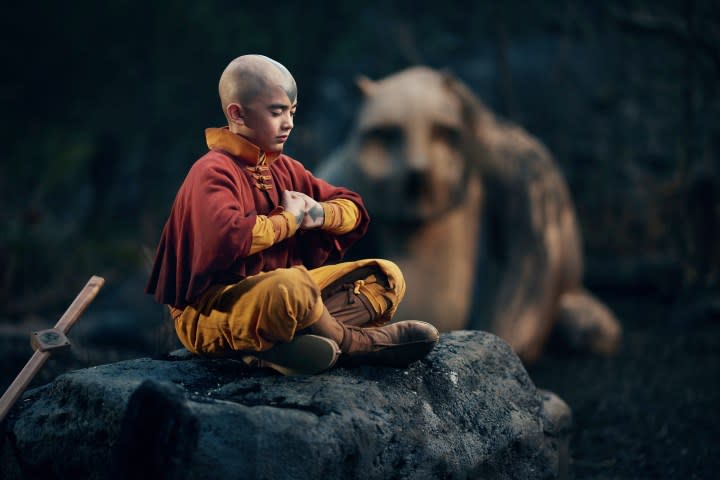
146,54,438,375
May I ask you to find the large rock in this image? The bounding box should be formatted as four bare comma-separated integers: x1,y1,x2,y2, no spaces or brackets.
1,331,571,479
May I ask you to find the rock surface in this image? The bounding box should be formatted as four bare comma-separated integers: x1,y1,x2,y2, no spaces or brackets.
1,331,571,479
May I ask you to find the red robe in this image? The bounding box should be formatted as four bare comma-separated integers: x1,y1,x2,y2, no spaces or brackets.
146,143,370,308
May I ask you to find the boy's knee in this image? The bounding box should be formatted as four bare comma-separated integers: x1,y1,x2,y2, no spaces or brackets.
249,268,322,339
260,267,322,323
372,259,406,302
264,267,320,298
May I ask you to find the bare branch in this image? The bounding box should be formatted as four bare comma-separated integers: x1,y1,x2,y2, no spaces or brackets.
610,8,720,72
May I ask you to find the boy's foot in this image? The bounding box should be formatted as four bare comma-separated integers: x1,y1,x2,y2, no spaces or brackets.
242,334,341,376
306,308,440,368
338,320,440,368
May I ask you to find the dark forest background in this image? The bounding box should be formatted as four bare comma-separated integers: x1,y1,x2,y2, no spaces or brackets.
1,0,718,321
1,1,719,477
1,0,718,319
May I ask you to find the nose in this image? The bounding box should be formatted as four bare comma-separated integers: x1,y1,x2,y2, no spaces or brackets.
282,112,293,131
405,170,428,199
403,127,431,198
405,128,429,173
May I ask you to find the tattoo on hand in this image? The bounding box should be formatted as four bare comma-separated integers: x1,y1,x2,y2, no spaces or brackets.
308,204,324,224
294,211,304,226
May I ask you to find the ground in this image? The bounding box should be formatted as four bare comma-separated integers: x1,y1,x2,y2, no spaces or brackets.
529,292,720,479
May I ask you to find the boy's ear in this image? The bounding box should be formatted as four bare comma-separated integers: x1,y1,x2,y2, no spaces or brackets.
227,103,245,125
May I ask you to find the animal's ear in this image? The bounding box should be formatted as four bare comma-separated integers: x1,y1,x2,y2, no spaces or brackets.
439,67,456,84
355,75,377,97
441,71,489,134
440,69,472,105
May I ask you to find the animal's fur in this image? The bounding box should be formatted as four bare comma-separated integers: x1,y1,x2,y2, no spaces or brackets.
317,67,621,363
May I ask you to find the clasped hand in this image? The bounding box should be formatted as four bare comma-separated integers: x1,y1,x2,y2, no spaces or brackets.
281,190,324,229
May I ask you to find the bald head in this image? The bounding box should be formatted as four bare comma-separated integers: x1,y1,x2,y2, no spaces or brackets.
219,55,297,119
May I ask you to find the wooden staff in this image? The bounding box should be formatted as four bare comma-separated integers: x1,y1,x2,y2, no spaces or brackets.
0,275,105,423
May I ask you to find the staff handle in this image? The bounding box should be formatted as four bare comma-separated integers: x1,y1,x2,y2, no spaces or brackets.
0,276,105,423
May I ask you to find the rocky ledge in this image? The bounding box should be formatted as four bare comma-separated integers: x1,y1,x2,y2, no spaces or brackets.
1,331,571,479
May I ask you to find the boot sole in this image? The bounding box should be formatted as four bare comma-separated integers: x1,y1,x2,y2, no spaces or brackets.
248,334,341,376
340,338,439,368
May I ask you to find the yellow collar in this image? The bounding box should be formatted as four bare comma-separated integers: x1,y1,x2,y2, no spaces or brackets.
205,127,281,166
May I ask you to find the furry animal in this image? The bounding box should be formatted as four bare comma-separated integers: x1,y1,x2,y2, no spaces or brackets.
317,67,621,363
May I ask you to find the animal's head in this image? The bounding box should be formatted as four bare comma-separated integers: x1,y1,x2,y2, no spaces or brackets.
347,67,488,224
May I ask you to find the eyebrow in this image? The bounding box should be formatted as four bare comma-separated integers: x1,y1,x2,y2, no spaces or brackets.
268,102,298,111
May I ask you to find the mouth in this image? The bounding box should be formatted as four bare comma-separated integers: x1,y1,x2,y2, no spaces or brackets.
276,135,289,143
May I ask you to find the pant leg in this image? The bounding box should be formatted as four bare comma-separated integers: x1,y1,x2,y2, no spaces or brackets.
308,259,406,327
173,266,324,356
321,268,379,327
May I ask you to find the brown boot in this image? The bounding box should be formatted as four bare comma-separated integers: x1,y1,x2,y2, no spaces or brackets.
307,307,440,368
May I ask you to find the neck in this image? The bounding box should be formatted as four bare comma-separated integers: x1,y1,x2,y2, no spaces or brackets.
375,176,484,331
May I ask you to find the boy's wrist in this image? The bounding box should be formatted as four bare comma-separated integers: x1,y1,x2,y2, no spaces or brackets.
281,211,300,235
269,207,300,239
320,202,334,230
320,200,359,234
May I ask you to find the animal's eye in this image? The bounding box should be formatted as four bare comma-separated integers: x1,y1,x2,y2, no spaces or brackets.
361,126,403,146
431,124,461,146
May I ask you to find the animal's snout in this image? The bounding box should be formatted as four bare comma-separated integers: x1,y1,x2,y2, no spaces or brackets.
404,169,430,199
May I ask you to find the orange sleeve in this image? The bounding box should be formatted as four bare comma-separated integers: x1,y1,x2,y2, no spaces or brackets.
320,199,360,235
248,211,299,255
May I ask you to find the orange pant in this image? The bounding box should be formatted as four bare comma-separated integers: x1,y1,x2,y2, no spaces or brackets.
172,259,405,355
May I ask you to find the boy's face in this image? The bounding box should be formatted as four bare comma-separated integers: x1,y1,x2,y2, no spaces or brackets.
239,85,297,153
